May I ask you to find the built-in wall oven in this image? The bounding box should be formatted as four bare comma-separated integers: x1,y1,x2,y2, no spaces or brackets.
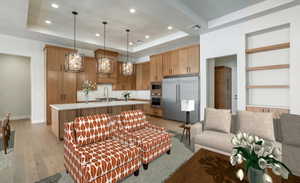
151,82,162,108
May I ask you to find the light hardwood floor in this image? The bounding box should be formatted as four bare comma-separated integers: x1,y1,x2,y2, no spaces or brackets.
0,116,182,183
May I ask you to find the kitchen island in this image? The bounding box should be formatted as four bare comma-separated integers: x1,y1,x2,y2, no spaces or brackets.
50,100,149,140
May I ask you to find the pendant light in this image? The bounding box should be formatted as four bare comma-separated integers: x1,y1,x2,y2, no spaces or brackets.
97,21,112,73
65,11,84,72
122,29,134,76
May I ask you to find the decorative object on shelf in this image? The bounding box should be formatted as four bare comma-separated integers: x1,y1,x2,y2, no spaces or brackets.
81,80,96,103
181,99,195,125
230,132,292,183
122,29,134,76
65,11,84,72
122,91,131,101
97,21,112,74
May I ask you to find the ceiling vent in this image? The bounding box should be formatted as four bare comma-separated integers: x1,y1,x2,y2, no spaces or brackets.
191,25,201,31
136,40,144,44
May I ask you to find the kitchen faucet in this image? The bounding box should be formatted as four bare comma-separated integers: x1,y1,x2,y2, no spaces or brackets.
104,87,109,102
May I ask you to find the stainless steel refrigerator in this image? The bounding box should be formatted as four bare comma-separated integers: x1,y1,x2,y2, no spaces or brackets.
162,76,200,123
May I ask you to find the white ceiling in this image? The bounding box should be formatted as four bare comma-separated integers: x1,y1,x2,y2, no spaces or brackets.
0,0,298,57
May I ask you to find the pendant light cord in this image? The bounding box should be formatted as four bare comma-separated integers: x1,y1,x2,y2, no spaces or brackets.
103,22,107,57
126,29,129,62
72,11,78,51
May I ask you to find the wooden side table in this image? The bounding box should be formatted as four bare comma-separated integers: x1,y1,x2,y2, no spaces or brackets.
179,124,191,145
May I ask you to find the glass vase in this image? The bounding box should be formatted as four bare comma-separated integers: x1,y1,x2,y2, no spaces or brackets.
84,93,89,104
248,167,264,183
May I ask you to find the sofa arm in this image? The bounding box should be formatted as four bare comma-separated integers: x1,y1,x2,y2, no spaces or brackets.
190,121,204,140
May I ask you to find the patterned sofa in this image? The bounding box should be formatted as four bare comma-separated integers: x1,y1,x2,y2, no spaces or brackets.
64,114,141,183
119,110,172,170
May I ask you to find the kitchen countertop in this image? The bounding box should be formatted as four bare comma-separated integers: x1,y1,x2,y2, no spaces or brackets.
50,100,149,111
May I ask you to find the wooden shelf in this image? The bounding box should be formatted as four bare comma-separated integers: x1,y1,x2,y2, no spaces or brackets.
247,85,289,89
247,64,289,71
246,42,290,54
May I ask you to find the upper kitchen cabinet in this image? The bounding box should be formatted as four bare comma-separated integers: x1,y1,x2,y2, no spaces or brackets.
163,50,179,76
136,62,150,90
177,45,200,75
44,45,77,125
77,56,97,90
95,49,119,84
150,54,163,82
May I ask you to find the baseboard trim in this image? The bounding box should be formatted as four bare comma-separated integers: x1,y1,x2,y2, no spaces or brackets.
10,115,31,120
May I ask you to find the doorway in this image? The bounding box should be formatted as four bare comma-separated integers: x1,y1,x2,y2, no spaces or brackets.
206,55,237,113
0,53,31,120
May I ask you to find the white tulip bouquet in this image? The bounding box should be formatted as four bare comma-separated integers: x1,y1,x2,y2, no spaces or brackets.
230,132,292,182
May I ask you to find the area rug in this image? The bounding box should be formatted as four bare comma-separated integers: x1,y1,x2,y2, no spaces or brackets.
0,130,15,171
36,131,194,183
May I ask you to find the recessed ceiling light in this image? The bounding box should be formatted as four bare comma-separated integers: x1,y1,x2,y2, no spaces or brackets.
45,20,52,24
129,42,133,46
95,33,100,37
145,35,150,39
168,26,173,30
51,3,59,8
129,8,136,14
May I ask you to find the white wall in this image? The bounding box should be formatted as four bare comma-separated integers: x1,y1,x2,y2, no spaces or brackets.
0,54,31,120
200,5,300,120
0,34,94,123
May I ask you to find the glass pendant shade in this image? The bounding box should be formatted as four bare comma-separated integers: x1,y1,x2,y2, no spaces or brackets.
65,52,84,72
122,29,134,76
65,11,84,72
97,56,112,73
122,62,134,76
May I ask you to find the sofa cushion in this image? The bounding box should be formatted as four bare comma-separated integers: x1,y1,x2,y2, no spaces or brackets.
204,108,232,134
121,110,148,132
79,139,140,180
194,130,234,154
74,114,111,146
280,114,300,147
237,111,275,141
131,128,170,152
282,144,300,176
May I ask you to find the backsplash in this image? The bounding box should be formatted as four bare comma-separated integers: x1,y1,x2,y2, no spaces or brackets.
77,84,150,102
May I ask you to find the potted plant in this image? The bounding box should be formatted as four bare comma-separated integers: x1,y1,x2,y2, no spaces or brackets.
81,80,96,103
122,91,131,101
230,132,292,183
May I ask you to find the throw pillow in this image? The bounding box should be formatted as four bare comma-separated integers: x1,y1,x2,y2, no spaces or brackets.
237,111,275,141
204,108,232,134
280,114,300,147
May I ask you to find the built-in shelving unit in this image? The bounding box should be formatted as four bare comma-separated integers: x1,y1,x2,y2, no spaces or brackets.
245,25,290,116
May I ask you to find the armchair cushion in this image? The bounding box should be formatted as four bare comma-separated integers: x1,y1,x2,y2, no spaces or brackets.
73,114,111,146
280,114,300,147
237,111,275,141
121,110,148,132
204,108,231,134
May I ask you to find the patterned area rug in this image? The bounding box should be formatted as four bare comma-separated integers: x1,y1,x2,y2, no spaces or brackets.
36,131,194,183
0,130,15,171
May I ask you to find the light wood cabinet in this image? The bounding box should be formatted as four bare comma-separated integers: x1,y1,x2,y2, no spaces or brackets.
150,55,163,82
77,57,97,90
136,62,150,90
178,45,200,75
163,50,180,76
45,45,77,125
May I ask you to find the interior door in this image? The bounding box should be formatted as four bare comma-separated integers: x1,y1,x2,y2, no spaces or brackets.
215,66,232,109
162,78,178,121
179,77,199,123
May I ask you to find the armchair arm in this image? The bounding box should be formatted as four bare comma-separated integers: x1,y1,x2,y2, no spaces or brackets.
190,121,204,140
144,121,166,132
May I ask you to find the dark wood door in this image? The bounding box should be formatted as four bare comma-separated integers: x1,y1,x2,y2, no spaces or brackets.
215,66,232,110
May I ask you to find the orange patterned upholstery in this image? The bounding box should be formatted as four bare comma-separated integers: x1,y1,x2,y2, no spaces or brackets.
64,114,141,183
120,110,172,164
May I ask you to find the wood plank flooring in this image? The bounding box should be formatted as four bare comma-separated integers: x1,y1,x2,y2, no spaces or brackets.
0,116,182,183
